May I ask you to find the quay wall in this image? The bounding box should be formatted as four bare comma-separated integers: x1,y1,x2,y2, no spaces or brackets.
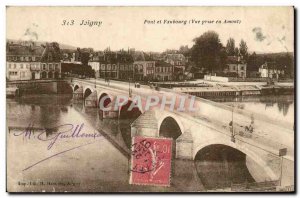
6,80,72,96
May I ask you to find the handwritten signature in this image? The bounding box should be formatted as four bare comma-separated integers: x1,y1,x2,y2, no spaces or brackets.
13,123,102,150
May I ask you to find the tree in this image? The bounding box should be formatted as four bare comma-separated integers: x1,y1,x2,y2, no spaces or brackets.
234,47,239,56
190,31,224,74
77,48,93,66
179,45,190,56
226,38,235,56
247,52,260,71
239,39,248,59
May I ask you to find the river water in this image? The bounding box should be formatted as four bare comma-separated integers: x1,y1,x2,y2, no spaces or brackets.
6,94,294,192
208,95,294,125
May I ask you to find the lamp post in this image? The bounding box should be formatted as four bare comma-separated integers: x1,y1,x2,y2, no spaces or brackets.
230,105,236,143
129,77,132,98
94,71,97,88
70,69,73,83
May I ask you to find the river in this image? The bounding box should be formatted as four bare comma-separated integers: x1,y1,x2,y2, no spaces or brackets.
6,94,294,192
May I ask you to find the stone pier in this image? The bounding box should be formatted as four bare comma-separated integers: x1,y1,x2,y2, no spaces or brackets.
176,130,194,160
85,91,97,107
73,87,83,100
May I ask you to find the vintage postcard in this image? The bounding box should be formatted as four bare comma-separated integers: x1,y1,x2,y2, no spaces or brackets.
6,6,294,192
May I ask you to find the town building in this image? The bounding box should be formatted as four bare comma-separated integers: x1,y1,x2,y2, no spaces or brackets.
154,60,173,81
224,55,247,78
98,50,134,80
132,51,155,81
89,52,101,77
40,42,62,79
118,51,134,80
6,41,62,81
99,51,119,79
62,49,81,64
164,53,186,80
6,41,43,81
259,62,285,79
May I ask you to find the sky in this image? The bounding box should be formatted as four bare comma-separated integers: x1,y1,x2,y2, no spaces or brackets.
6,6,294,53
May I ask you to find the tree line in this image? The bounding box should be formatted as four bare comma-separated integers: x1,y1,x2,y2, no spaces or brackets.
179,31,294,78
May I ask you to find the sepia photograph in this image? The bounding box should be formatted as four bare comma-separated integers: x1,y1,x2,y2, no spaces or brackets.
5,6,295,192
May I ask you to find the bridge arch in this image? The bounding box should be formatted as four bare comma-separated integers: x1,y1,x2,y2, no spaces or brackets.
157,113,185,138
83,87,94,100
73,84,80,91
72,82,82,92
193,140,277,181
83,86,94,95
98,92,113,109
159,116,183,140
118,100,142,119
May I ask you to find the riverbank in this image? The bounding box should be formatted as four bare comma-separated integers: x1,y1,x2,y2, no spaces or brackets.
6,79,72,97
172,83,294,97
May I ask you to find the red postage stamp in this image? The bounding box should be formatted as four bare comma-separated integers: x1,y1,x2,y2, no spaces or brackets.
129,136,172,187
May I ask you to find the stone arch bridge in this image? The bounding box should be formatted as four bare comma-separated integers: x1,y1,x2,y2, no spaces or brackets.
70,78,294,187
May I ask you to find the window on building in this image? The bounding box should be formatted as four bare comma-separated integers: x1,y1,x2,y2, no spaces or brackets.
43,64,46,70
14,64,17,69
8,64,11,69
9,71,18,76
55,63,59,70
20,57,24,61
241,66,244,70
32,56,35,61
49,64,53,70
20,64,23,69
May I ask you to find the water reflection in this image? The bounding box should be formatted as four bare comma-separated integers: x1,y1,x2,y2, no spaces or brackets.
194,144,255,190
208,95,294,123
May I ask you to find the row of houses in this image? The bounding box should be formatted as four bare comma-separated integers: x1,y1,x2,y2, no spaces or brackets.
199,54,285,79
64,48,187,82
6,41,62,81
6,40,285,82
6,41,187,82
